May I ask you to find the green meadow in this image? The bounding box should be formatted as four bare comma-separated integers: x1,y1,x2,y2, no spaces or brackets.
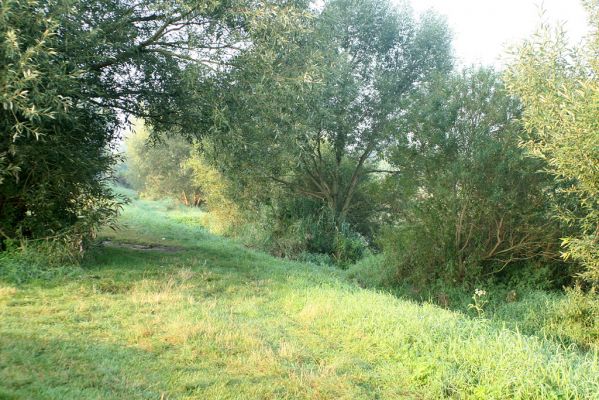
1,197,597,400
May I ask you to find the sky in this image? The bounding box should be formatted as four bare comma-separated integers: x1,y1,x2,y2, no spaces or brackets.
405,0,591,67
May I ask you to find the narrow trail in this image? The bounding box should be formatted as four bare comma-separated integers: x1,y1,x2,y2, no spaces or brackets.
101,240,184,253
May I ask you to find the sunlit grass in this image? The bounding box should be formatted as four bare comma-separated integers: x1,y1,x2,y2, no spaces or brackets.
1,198,598,399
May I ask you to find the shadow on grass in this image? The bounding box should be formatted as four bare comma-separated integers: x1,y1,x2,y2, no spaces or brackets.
0,234,332,301
0,332,179,399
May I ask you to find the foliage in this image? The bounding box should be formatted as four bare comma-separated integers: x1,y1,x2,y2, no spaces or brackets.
125,121,201,206
210,0,452,226
184,150,242,234
0,0,122,246
380,69,565,287
231,196,368,265
194,0,453,264
125,124,244,233
1,0,310,252
505,1,599,283
0,0,70,179
46,0,311,140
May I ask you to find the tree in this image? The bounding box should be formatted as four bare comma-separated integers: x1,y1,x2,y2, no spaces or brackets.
505,0,599,283
0,0,309,246
0,0,120,246
209,0,452,227
184,150,242,234
49,0,310,138
380,69,564,286
125,121,202,206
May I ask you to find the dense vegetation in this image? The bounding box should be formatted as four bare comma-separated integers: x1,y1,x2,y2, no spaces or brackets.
1,0,598,397
505,4,599,282
0,0,307,253
122,0,597,289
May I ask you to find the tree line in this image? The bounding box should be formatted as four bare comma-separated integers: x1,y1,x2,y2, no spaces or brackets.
2,0,597,288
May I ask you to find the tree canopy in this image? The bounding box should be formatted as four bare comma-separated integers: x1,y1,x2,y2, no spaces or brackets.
381,68,564,285
2,0,597,287
0,0,309,245
209,0,453,225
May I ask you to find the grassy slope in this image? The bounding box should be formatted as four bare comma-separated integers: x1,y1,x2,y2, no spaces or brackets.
1,198,598,400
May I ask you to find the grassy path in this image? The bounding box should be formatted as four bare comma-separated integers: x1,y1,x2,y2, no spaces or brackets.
1,199,598,399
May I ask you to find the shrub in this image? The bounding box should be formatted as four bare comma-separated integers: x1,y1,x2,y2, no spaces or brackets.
0,0,124,251
333,222,369,267
380,69,565,288
184,151,242,235
233,200,369,265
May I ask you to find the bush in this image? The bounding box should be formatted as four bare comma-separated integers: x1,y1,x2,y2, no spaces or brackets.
332,222,369,267
346,254,396,288
0,0,123,249
380,69,565,288
233,201,369,266
0,240,82,284
184,152,242,235
505,3,599,283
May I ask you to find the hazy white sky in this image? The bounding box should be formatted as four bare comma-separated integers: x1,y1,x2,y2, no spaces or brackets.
405,0,591,67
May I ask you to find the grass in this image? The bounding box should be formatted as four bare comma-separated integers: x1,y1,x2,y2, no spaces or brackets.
1,197,598,399
347,254,599,352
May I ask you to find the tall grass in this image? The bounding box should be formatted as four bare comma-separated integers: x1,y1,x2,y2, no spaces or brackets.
347,254,599,351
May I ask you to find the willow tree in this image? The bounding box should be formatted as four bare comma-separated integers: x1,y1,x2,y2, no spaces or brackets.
0,0,309,245
505,0,599,283
212,0,452,225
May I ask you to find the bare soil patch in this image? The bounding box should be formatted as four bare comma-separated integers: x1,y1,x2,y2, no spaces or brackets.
100,240,183,253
